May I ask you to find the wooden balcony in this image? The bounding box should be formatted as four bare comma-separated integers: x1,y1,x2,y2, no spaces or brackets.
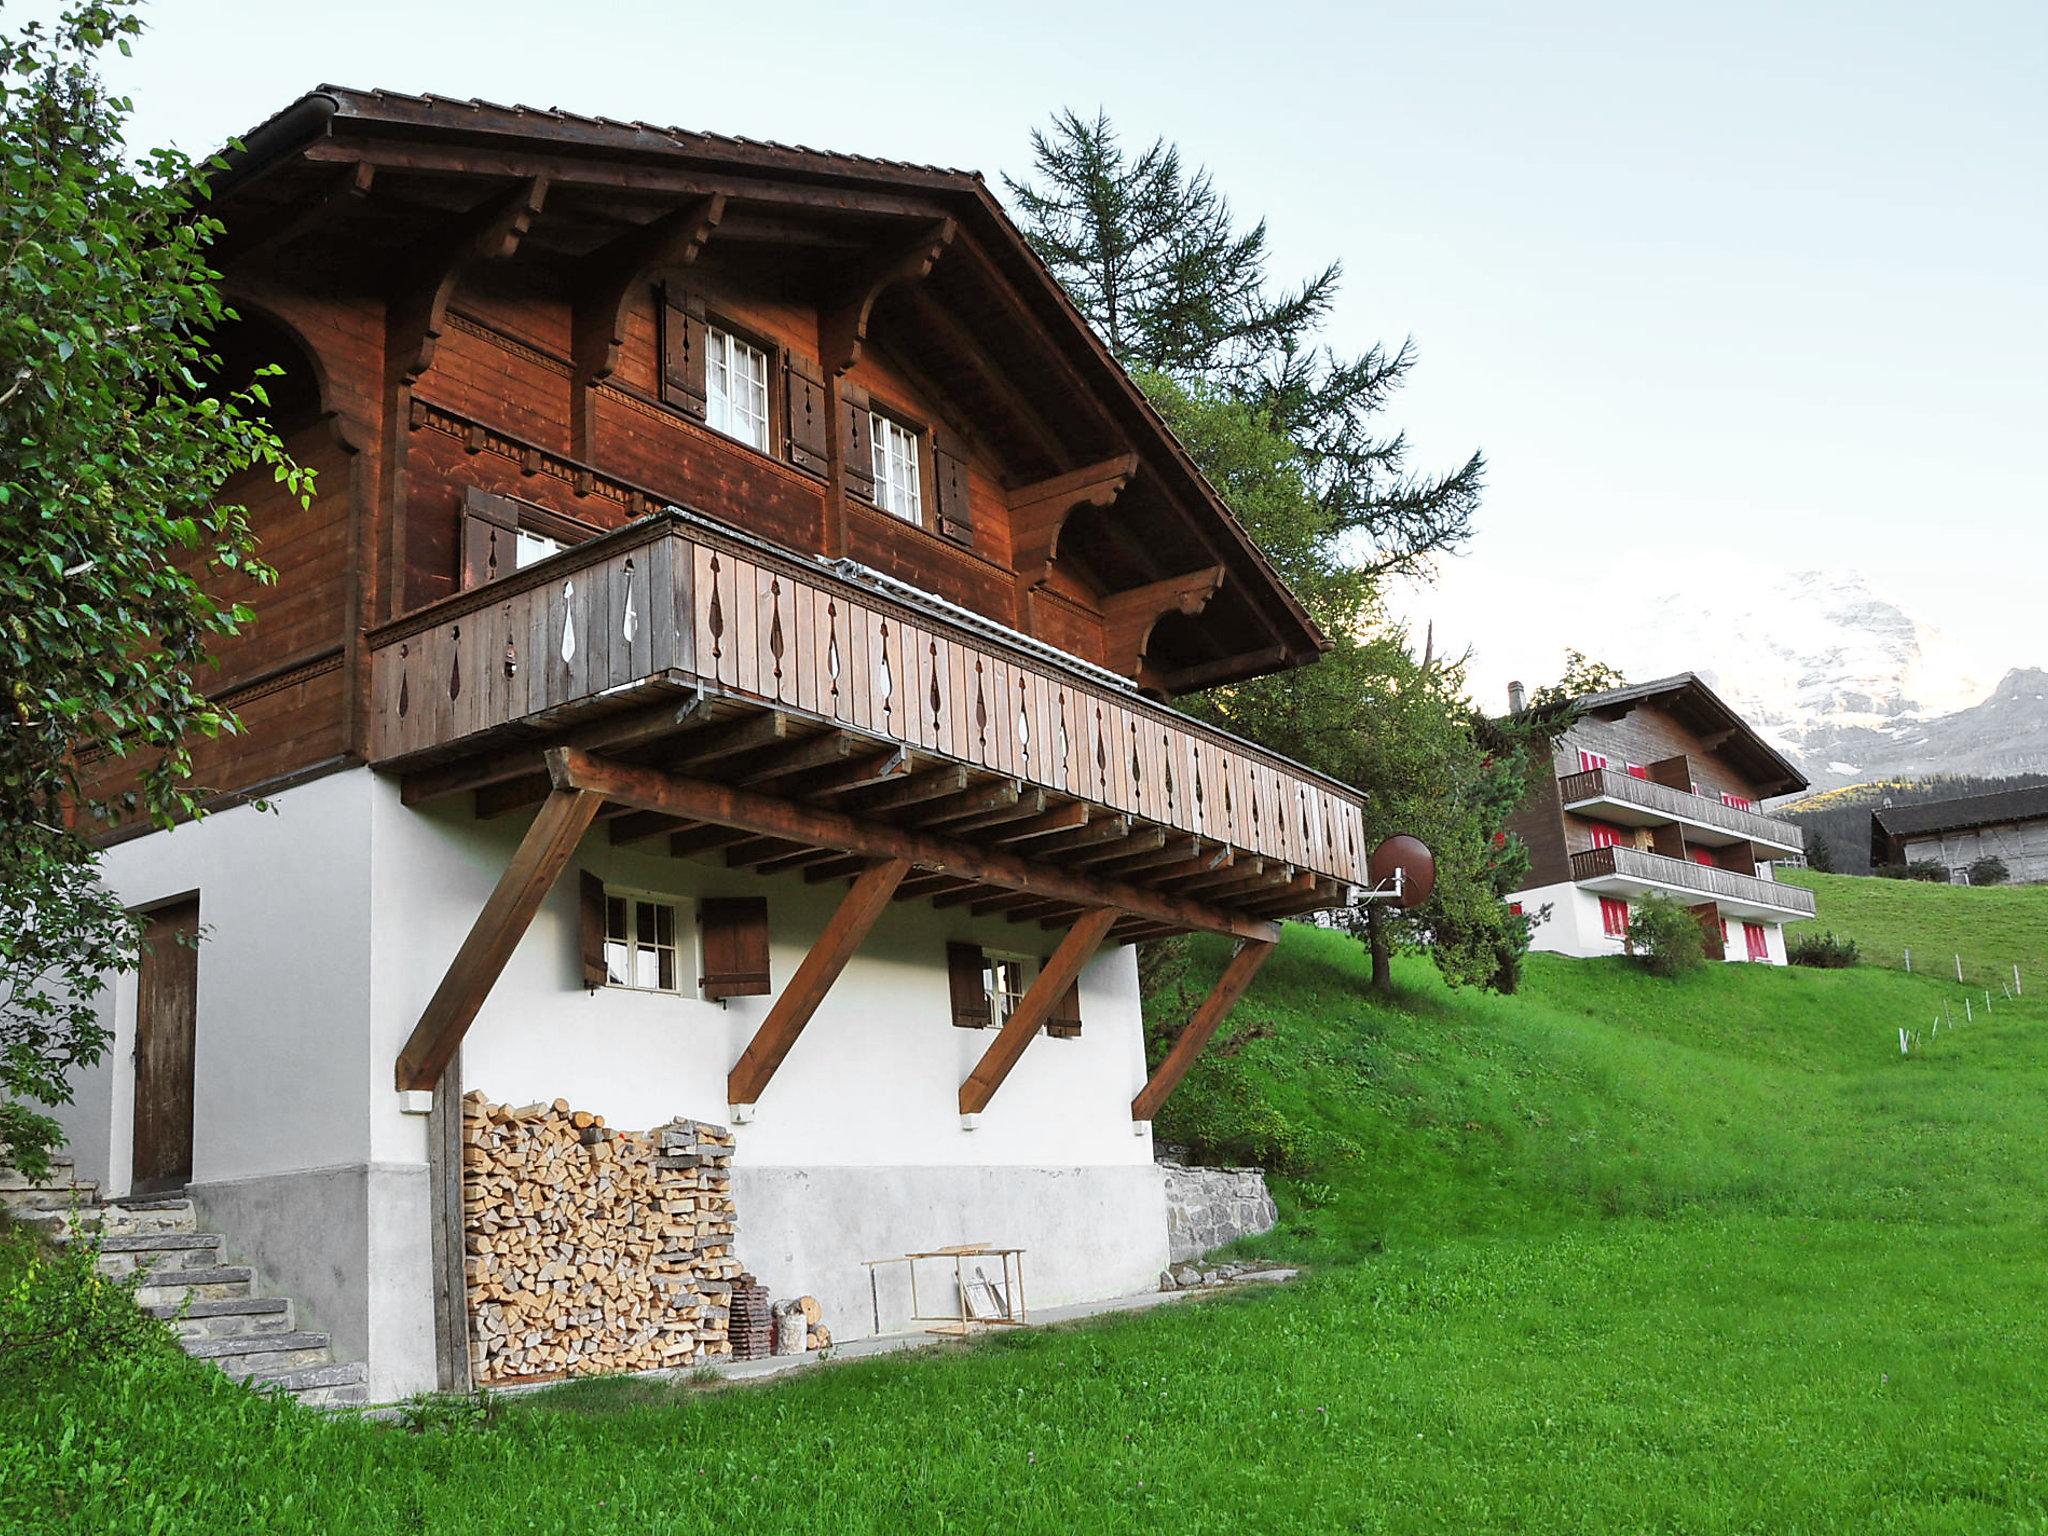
1569,845,1817,921
365,509,1368,939
1559,767,1803,855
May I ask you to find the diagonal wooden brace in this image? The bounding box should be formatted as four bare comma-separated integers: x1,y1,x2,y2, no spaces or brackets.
726,857,911,1107
959,907,1120,1116
1130,938,1276,1121
394,786,601,1091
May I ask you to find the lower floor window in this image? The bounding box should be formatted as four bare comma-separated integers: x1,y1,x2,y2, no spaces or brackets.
1599,896,1631,938
1743,921,1769,961
604,892,680,991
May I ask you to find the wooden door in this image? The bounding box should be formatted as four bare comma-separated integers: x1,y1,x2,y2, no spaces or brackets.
132,897,200,1193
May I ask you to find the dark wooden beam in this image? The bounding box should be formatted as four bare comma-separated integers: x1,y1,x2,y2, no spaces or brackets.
728,731,855,787
390,175,550,384
1028,815,1132,859
217,160,376,270
403,687,712,807
724,835,809,869
394,787,600,1090
790,746,909,800
670,823,750,858
475,773,553,819
899,287,1069,471
959,908,1119,1116
852,764,969,814
570,195,725,385
609,809,691,845
1064,826,1166,868
1102,566,1226,684
1154,646,1291,697
550,749,1278,942
1129,938,1277,1121
985,802,1092,844
727,859,911,1106
1009,455,1138,589
1087,835,1206,879
920,780,1022,827
668,711,789,767
821,218,955,375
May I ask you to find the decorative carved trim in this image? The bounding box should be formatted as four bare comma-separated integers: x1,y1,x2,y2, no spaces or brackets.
445,311,573,379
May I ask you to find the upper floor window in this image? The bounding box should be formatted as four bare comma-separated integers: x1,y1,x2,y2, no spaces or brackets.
1720,792,1755,811
603,890,680,993
1578,749,1609,773
871,413,923,523
513,528,563,569
706,326,770,450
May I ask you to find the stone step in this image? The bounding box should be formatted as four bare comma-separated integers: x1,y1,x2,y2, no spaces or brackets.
130,1266,255,1306
0,1185,100,1213
0,1157,74,1190
102,1198,197,1237
199,1334,336,1379
146,1295,294,1340
247,1359,369,1408
95,1232,225,1278
99,1230,222,1254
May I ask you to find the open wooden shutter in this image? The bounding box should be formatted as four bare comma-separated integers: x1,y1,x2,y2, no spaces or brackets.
700,897,770,999
931,431,974,549
946,942,990,1029
1045,968,1082,1039
784,352,829,475
460,487,521,590
840,381,876,503
661,285,708,420
579,871,609,989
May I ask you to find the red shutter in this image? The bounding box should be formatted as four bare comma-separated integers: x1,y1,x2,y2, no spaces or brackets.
947,942,990,1029
700,897,770,998
578,870,608,990
1600,897,1630,937
1579,749,1609,773
1627,762,1648,779
1691,848,1717,867
783,352,829,474
1744,922,1768,961
1589,822,1628,850
460,487,521,590
661,286,708,419
931,430,974,548
840,382,876,503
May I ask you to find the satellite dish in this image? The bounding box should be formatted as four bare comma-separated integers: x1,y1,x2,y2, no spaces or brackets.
1368,835,1436,909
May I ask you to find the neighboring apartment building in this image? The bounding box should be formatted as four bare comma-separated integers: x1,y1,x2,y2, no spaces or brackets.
1871,785,2048,884
1502,674,1815,964
49,89,1372,1399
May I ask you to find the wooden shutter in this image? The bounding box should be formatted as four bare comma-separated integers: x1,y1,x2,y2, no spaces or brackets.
1044,966,1082,1039
947,941,990,1029
460,487,521,590
661,285,708,420
840,381,876,503
579,871,608,990
784,352,829,475
700,897,770,999
931,431,974,548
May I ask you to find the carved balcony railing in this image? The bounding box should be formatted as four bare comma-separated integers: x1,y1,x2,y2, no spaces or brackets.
1569,845,1817,918
364,510,1370,892
1559,767,1803,854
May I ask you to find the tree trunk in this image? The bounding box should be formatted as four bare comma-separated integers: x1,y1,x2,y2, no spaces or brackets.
1365,902,1393,995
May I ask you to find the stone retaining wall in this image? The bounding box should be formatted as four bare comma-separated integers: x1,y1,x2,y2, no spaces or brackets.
1159,1161,1277,1263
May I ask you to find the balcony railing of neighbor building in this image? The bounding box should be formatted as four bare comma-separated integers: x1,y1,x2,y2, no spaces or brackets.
1559,767,1803,854
1569,844,1817,919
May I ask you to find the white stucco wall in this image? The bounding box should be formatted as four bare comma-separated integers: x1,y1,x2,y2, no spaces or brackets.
1507,881,1790,965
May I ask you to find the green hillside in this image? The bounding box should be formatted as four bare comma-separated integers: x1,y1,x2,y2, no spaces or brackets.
7,904,2048,1532
1779,867,2048,987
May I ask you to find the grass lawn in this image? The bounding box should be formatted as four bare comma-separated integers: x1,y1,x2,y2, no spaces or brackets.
1780,867,2048,986
5,908,2048,1532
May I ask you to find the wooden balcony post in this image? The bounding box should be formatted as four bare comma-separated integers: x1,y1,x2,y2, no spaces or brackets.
959,907,1120,1117
394,786,601,1091
1131,938,1276,1122
726,858,910,1108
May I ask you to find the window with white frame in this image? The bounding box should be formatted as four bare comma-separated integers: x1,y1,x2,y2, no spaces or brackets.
983,951,1031,1028
705,326,770,450
870,412,923,523
603,890,682,992
513,527,563,569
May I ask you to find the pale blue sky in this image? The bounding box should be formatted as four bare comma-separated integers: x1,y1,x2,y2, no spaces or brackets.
68,0,2048,702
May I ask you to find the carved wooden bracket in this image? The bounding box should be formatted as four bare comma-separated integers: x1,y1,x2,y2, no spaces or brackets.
820,217,956,375
1102,566,1227,685
1009,454,1139,588
569,194,725,386
390,175,551,384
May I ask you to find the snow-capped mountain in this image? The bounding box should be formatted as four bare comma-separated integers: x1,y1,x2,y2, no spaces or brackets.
1606,570,2047,789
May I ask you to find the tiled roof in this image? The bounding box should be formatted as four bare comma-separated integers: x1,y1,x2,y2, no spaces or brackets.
1874,784,2048,839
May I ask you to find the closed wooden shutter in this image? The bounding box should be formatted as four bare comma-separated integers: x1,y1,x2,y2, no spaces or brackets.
700,897,770,999
661,285,708,420
931,431,974,548
784,352,829,474
947,941,990,1029
840,382,876,503
579,870,608,990
460,487,521,590
1044,967,1082,1039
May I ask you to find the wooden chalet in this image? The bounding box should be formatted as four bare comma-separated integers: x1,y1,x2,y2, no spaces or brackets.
57,88,1371,1399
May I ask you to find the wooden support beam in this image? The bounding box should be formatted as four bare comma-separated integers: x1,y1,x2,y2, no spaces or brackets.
900,287,1070,471
959,908,1119,1116
896,873,976,899
728,731,854,786
390,175,550,383
475,772,554,819
851,764,968,814
1101,566,1226,683
724,835,806,867
550,749,1279,942
1088,835,1205,879
985,801,1093,844
570,195,724,385
966,889,1047,916
1009,454,1138,588
727,858,911,1106
1170,856,1267,895
1005,900,1085,924
1130,939,1277,1121
1029,815,1132,858
403,687,711,807
754,845,850,877
820,218,955,374
939,788,1047,836
610,810,691,845
670,823,750,858
920,780,1022,827
669,711,789,767
790,746,908,800
802,852,876,884
394,787,600,1090
1064,826,1166,868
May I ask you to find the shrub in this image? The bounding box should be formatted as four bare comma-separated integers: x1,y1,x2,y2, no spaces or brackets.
1787,930,1860,968
0,1222,167,1376
1968,856,2010,886
1874,861,1949,882
1625,893,1707,977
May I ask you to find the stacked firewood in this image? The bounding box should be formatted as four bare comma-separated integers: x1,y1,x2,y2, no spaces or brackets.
460,1096,741,1382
